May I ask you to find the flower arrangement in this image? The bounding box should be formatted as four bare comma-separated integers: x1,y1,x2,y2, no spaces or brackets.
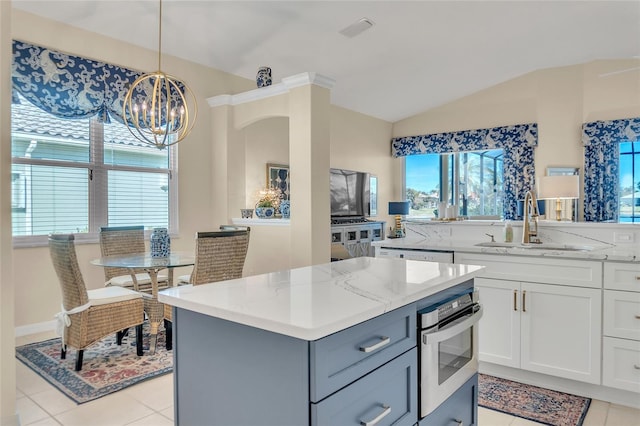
256,187,281,209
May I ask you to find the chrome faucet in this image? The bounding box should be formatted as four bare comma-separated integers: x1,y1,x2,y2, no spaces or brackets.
522,190,541,244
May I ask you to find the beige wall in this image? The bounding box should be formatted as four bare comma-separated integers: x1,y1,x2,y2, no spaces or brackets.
392,60,640,215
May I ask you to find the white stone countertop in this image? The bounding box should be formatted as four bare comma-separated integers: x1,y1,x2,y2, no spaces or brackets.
158,257,483,341
373,237,639,261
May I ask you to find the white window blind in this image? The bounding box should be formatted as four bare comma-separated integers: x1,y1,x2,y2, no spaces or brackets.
11,93,177,244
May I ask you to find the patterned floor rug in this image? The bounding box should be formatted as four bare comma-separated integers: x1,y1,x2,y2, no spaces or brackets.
479,374,591,426
15,325,172,404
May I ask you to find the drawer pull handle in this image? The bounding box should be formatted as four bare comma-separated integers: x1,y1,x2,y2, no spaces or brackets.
522,290,527,313
635,365,640,370
360,404,391,426
636,315,640,320
360,336,391,353
636,276,640,281
455,420,464,426
513,290,518,311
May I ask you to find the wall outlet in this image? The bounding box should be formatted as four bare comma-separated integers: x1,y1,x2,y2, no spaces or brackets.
614,232,634,243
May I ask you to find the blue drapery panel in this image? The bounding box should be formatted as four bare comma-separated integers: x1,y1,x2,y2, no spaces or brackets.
391,123,538,220
582,117,640,222
12,40,143,123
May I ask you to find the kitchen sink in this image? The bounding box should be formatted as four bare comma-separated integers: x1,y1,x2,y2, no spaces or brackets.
475,242,593,251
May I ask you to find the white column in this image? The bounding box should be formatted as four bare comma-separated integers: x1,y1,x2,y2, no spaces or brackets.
286,74,333,267
0,1,18,424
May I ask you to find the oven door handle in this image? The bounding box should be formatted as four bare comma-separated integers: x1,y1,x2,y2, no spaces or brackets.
422,305,483,345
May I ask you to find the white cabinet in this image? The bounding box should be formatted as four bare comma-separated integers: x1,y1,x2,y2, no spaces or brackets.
458,253,602,385
603,262,640,393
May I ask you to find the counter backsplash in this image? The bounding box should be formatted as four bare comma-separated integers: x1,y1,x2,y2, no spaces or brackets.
396,220,640,261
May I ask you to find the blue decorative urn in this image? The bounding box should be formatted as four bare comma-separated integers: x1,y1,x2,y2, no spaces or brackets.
150,227,170,258
280,200,290,219
256,66,272,88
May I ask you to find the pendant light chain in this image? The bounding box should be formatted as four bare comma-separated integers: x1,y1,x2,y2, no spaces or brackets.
122,0,197,150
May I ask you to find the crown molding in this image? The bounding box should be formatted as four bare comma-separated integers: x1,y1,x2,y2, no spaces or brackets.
207,72,335,107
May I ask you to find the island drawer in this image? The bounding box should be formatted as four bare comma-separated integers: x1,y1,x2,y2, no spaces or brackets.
603,290,640,341
455,253,602,288
604,262,640,292
309,304,416,402
311,348,417,426
602,337,640,393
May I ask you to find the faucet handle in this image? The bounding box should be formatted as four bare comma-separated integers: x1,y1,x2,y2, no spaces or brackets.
485,233,495,243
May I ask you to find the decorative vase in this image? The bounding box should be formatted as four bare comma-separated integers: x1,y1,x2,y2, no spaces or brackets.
255,206,275,219
150,227,170,258
280,200,290,219
241,208,254,218
256,66,272,88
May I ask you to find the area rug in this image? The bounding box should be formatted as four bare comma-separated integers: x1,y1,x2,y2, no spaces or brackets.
15,324,172,404
479,374,591,426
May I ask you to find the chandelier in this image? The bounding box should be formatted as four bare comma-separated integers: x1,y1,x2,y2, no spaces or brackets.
123,0,197,149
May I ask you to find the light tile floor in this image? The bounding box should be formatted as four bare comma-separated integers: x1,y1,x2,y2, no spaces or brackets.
14,332,640,425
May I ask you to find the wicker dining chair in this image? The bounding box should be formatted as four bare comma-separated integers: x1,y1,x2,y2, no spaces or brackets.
48,234,145,371
164,227,250,348
99,225,170,293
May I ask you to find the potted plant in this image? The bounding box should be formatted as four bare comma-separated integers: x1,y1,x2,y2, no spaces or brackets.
255,187,280,219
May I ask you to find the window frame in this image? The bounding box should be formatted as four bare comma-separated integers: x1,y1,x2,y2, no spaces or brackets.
403,149,504,220
11,116,179,248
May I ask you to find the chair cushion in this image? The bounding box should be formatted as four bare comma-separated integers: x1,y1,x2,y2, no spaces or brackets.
106,272,169,287
88,286,142,305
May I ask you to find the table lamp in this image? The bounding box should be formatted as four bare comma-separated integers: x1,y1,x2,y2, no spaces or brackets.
538,175,579,221
388,201,410,238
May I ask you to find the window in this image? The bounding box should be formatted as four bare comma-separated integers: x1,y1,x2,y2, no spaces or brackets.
11,93,177,244
619,141,640,222
405,149,504,219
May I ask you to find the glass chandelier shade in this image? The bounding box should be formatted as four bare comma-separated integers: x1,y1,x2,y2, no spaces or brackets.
122,0,197,150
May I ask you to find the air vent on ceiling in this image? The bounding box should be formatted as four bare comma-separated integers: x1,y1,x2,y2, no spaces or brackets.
339,18,374,38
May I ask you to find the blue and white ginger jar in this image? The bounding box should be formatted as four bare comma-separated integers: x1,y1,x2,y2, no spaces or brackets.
280,200,290,219
256,66,272,88
150,227,170,258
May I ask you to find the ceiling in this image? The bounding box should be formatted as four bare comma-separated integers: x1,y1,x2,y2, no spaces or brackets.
11,0,640,123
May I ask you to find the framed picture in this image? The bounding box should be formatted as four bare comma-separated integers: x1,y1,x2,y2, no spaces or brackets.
267,163,290,200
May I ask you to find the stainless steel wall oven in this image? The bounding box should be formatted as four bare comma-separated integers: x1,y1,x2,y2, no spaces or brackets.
418,286,483,419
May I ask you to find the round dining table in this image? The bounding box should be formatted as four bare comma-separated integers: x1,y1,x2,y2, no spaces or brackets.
91,252,194,353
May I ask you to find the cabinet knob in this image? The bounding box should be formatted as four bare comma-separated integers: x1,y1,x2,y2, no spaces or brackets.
454,420,464,426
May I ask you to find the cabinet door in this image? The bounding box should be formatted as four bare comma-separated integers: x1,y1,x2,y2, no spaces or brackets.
475,277,520,368
520,282,601,384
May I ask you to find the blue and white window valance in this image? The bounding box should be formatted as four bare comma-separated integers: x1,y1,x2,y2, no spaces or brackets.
392,123,538,220
582,117,640,222
12,40,143,123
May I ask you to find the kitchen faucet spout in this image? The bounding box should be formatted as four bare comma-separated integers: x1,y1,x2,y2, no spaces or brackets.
522,190,540,244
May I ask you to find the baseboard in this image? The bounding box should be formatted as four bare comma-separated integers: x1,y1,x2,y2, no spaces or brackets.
480,362,640,409
1,413,21,426
15,320,56,338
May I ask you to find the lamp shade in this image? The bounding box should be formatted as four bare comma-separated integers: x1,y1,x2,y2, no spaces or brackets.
388,201,410,215
538,175,579,200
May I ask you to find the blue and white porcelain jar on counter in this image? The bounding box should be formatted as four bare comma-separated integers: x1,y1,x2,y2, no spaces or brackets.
280,200,290,219
150,227,170,258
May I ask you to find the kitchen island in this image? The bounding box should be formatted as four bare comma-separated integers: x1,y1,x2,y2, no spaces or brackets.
159,256,484,426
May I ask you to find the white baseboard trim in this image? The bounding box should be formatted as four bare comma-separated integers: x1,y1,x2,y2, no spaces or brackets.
15,320,56,338
480,362,640,409
1,413,21,426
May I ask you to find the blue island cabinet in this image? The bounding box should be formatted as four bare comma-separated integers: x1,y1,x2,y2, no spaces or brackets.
172,303,418,426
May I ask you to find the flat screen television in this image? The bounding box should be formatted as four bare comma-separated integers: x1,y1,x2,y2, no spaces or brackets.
330,168,374,217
